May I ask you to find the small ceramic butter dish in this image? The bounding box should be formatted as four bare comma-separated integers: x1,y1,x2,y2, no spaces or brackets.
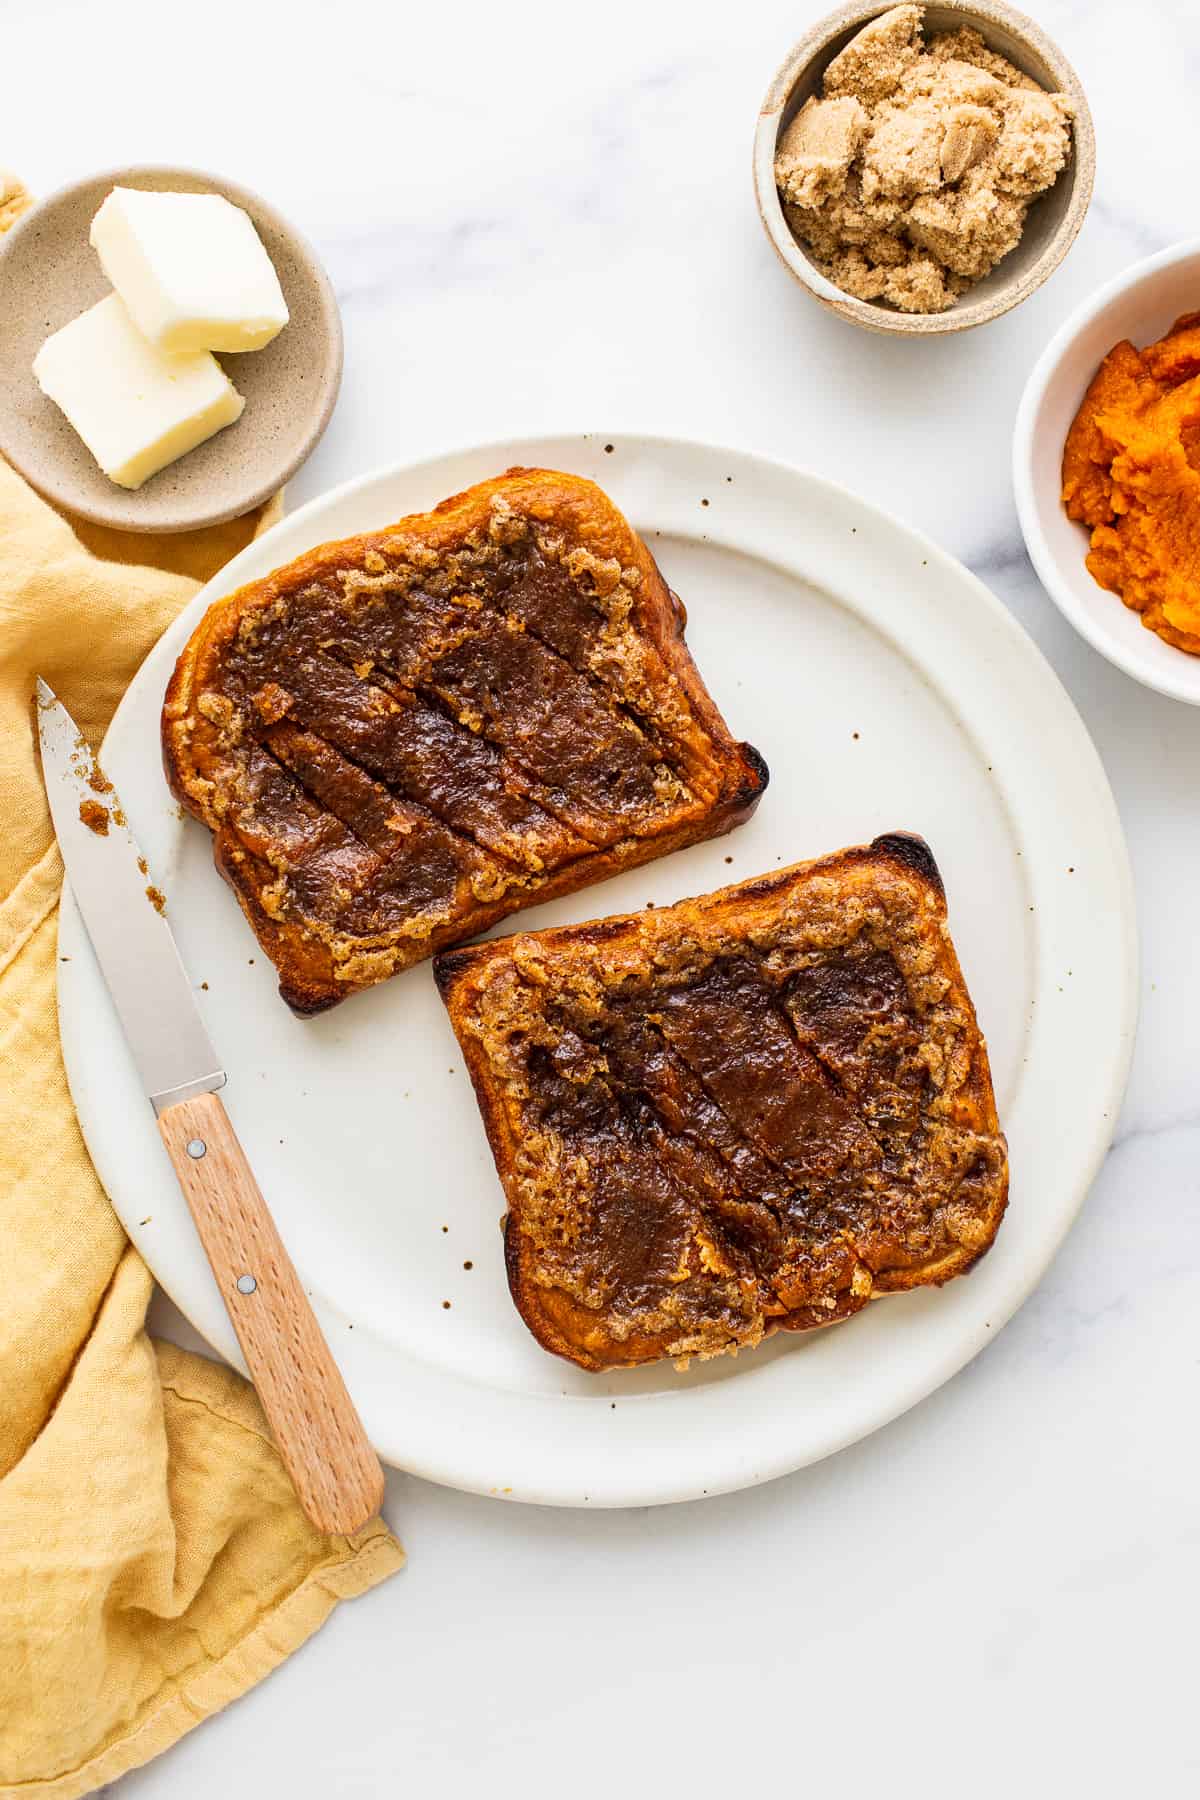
0,165,342,533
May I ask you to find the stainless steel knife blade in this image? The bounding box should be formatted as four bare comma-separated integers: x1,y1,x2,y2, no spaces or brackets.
37,677,225,1114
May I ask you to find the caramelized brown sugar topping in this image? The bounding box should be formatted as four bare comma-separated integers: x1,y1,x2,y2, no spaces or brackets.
163,471,766,1011
435,837,1008,1372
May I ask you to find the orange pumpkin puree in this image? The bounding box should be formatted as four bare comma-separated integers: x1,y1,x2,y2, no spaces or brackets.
1062,312,1200,654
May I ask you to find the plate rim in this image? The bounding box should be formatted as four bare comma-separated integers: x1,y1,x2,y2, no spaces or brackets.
57,430,1139,1505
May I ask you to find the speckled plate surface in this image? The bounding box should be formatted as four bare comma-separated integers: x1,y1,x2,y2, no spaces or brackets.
56,434,1137,1506
0,165,341,532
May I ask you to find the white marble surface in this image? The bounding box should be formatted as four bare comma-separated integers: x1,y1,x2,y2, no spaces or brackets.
10,0,1200,1790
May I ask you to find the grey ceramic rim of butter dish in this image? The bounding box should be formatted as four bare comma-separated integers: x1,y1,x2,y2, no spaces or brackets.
753,0,1096,337
0,164,343,533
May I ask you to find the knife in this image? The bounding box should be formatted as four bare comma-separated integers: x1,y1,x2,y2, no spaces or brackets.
37,678,385,1535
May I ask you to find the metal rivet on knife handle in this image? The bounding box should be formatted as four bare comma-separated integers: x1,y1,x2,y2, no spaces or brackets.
157,1089,385,1534
38,678,386,1537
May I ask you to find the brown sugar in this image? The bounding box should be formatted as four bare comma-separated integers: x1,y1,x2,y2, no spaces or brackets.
78,799,109,836
1062,313,1200,653
775,5,1073,314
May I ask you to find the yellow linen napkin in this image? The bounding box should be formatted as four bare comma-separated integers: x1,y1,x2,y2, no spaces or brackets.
0,187,403,1800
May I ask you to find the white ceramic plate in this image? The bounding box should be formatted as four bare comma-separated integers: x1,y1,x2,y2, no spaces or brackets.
58,434,1137,1507
1014,237,1200,705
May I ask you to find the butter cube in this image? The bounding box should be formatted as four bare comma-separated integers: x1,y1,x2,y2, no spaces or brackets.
33,294,245,489
90,187,289,354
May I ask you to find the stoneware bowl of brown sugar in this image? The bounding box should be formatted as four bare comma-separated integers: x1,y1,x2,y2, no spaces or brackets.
754,0,1095,336
0,164,342,532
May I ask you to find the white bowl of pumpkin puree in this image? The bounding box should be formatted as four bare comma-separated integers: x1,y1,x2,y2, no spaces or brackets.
1016,239,1200,706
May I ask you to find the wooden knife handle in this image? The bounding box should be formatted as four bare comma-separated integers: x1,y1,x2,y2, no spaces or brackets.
158,1089,385,1535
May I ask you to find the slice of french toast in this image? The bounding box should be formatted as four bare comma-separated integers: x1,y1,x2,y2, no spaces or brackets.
434,834,1008,1372
162,469,767,1012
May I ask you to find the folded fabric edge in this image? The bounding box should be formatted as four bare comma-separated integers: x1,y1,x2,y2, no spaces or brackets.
0,872,406,1800
0,846,63,976
3,1341,404,1800
0,1528,404,1800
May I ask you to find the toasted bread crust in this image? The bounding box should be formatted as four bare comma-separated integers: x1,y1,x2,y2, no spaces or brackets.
435,835,1008,1372
163,469,767,1012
